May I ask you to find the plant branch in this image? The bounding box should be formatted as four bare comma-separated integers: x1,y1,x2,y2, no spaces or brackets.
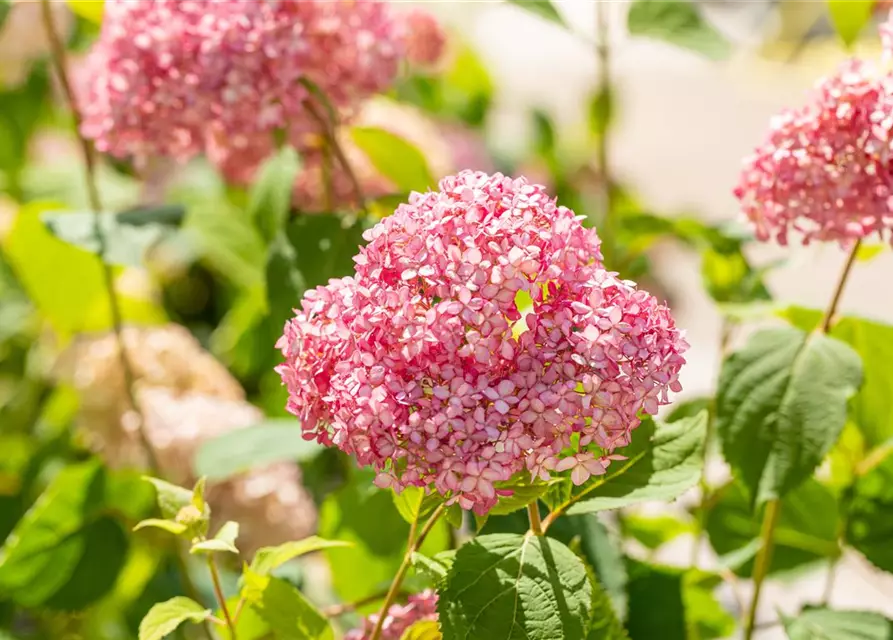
368,504,446,640
527,502,543,536
743,498,782,640
820,240,861,334
208,556,237,640
39,0,161,474
323,590,393,617
593,0,615,261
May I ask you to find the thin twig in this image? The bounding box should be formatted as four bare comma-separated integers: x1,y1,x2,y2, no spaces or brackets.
323,590,392,618
208,557,237,640
368,504,446,640
820,240,861,333
38,0,160,474
593,1,615,261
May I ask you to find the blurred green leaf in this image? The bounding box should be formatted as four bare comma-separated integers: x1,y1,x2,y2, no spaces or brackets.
319,471,449,602
827,0,873,47
782,606,893,640
584,566,628,640
588,86,614,140
627,0,730,60
705,479,839,577
185,201,266,290
351,126,434,193
138,597,210,640
242,572,334,640
716,327,862,504
438,534,592,640
265,231,306,329
442,43,493,126
402,621,442,640
0,69,48,189
191,521,239,555
286,213,366,288
66,0,105,24
779,308,893,450
4,202,165,334
41,208,182,267
856,244,885,263
248,146,301,244
489,474,553,516
251,537,351,577
623,513,694,551
144,477,193,520
847,457,893,572
392,486,445,525
0,1,10,32
195,419,322,482
133,519,188,536
566,411,707,514
506,0,566,27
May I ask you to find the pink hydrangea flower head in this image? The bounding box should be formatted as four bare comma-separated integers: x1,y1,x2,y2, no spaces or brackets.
277,171,687,514
401,10,447,68
345,590,438,640
735,60,893,247
80,0,411,162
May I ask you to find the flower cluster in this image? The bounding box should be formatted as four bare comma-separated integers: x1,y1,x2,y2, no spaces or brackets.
734,60,893,247
345,590,438,640
79,0,440,162
59,325,316,554
276,171,687,514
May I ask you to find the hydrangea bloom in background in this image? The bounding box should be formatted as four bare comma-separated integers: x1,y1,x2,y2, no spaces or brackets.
735,60,893,247
58,325,316,554
345,590,438,640
79,0,440,163
277,171,688,514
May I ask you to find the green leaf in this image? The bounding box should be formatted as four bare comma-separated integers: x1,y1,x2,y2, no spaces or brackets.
401,621,442,640
138,597,211,640
250,537,352,576
782,606,893,640
350,127,435,193
185,201,266,290
856,244,885,263
627,0,731,61
704,479,839,577
505,0,566,28
584,565,628,640
623,513,694,551
778,309,893,450
65,0,104,23
248,146,301,244
194,419,322,482
410,550,455,584
191,521,239,555
242,572,334,640
588,86,613,140
438,533,592,640
827,0,874,48
392,486,445,525
847,457,893,572
489,474,553,516
133,519,188,536
40,209,182,267
566,411,707,514
285,213,367,289
318,471,449,601
144,477,193,520
716,327,862,503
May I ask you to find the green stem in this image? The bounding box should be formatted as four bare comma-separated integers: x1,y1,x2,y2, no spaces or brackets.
527,502,543,536
208,556,236,640
368,504,446,640
593,0,615,261
743,498,782,640
820,239,861,334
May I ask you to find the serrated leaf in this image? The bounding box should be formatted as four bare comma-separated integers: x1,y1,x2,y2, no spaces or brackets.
402,621,442,640
144,477,192,520
584,565,628,640
627,0,730,61
248,145,301,244
410,551,454,584
438,533,592,640
191,521,239,555
827,0,873,48
350,127,434,193
242,572,333,640
716,327,862,504
392,486,444,525
193,419,323,482
505,0,566,28
138,597,210,640
250,537,351,576
133,519,188,536
489,474,553,516
566,411,707,514
782,606,893,640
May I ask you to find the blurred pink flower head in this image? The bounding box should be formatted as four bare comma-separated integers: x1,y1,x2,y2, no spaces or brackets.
401,10,447,68
80,0,410,161
345,590,438,640
735,60,893,247
276,171,687,514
